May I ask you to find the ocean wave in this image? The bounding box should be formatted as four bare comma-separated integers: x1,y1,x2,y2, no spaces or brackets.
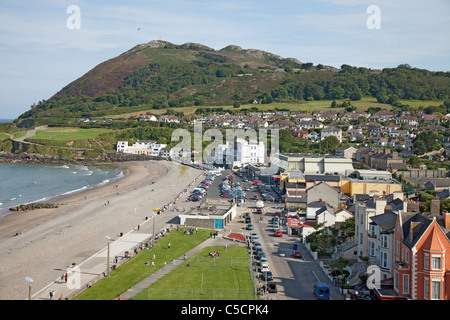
60,186,88,196
96,179,110,187
54,165,70,169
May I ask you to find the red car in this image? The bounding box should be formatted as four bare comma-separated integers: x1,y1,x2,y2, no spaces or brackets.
274,212,281,217
292,251,302,258
274,230,282,237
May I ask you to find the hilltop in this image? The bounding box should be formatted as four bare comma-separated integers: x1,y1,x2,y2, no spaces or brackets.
17,40,450,123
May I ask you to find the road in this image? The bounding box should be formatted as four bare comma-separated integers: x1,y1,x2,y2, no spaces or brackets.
205,169,344,300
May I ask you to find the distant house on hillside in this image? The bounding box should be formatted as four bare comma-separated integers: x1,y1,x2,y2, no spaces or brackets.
159,115,180,123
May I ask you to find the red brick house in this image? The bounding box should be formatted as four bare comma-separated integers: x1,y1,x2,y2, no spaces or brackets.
393,211,450,300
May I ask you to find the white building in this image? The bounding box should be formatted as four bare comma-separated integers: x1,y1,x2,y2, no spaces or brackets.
321,127,342,143
211,139,265,167
117,140,167,156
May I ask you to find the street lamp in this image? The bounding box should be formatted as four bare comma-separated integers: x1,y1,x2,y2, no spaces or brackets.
105,236,112,278
25,277,33,300
152,212,157,247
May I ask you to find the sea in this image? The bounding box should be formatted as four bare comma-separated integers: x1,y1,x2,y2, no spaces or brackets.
0,163,125,218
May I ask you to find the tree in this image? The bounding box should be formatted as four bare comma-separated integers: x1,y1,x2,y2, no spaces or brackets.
319,136,340,153
329,257,350,288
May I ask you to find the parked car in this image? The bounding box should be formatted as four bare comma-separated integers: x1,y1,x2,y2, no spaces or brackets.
262,282,277,293
274,230,282,237
293,251,302,258
261,271,273,281
257,251,266,260
189,195,201,201
260,266,270,273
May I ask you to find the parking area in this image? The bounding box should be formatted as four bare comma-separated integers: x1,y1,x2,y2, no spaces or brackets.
184,167,343,300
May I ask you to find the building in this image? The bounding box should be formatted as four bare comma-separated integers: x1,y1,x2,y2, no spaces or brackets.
369,210,398,281
116,140,167,156
393,211,450,300
370,150,404,171
355,196,389,258
179,200,237,230
212,138,265,168
335,146,357,159
321,127,343,143
306,181,340,209
275,153,354,175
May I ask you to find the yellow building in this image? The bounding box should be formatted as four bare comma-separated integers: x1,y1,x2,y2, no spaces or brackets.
280,172,402,197
339,179,402,197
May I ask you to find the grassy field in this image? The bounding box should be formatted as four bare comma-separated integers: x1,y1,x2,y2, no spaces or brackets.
133,245,256,300
27,127,112,141
103,97,445,120
73,228,214,300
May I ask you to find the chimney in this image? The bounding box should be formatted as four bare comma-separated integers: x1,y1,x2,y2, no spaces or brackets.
430,199,440,216
444,211,450,229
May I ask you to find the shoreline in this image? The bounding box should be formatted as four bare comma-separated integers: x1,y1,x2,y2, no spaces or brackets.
0,162,126,219
0,160,161,240
0,159,205,299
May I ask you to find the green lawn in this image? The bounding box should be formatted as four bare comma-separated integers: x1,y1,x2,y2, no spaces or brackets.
73,228,214,300
28,127,111,141
133,245,257,300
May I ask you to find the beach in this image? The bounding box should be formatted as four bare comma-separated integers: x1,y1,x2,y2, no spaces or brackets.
0,160,204,300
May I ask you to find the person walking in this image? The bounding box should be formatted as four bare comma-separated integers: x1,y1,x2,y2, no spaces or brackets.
168,242,171,249
64,273,68,283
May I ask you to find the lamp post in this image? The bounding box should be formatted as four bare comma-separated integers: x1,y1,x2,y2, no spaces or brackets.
152,212,157,247
105,236,112,278
25,277,33,300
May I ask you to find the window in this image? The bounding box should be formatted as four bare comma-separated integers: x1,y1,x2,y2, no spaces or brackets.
394,271,399,291
381,251,388,269
431,281,441,300
424,278,429,300
381,234,389,248
369,240,376,256
403,274,409,294
424,253,429,270
432,256,441,270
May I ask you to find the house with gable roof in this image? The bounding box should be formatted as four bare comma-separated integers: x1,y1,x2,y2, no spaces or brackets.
392,210,450,300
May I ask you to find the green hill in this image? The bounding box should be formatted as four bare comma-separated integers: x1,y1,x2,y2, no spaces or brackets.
18,40,450,122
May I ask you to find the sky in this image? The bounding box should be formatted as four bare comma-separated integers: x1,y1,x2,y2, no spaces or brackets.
0,0,449,119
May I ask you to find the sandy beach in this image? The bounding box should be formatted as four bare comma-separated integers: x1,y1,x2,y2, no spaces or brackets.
0,159,204,300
